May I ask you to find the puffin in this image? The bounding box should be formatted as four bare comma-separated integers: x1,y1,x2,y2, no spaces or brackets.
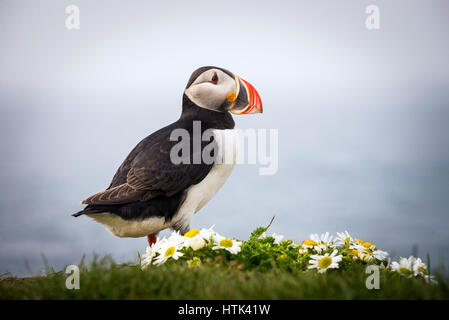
73,66,263,246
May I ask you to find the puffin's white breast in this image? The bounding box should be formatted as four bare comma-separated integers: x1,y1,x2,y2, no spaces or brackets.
171,129,239,231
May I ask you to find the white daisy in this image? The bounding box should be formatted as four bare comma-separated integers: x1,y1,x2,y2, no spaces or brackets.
141,235,171,269
349,243,364,252
350,239,377,251
302,239,325,253
362,242,377,251
168,230,187,247
411,258,437,284
350,240,388,262
153,239,184,265
212,234,242,254
390,256,415,277
141,245,156,269
334,231,353,248
372,249,389,261
302,232,333,253
412,257,429,277
198,225,216,242
311,232,334,245
308,249,342,273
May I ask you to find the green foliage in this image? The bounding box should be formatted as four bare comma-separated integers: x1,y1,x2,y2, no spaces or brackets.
1,260,448,299
1,223,448,299
144,223,383,274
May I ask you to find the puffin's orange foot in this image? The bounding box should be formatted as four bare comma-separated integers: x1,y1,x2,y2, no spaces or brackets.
147,234,158,246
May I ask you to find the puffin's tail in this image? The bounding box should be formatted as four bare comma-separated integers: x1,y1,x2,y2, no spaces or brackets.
72,210,86,217
72,206,102,217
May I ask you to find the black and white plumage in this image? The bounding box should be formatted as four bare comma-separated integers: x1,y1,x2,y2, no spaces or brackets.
73,66,262,242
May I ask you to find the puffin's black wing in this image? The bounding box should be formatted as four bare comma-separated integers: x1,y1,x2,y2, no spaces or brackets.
80,120,215,206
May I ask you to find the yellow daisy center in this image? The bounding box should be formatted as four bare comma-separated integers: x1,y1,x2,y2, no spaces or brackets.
318,256,332,269
220,238,233,248
164,246,176,257
362,242,377,250
303,240,318,246
349,249,359,256
184,229,200,238
418,266,428,275
355,239,365,245
399,267,412,276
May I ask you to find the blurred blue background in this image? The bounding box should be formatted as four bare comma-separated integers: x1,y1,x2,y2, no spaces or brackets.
1,0,448,276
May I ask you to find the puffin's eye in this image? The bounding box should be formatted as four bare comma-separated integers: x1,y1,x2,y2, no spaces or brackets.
211,72,219,84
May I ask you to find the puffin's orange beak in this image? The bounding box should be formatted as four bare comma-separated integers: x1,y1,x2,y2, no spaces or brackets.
229,75,263,115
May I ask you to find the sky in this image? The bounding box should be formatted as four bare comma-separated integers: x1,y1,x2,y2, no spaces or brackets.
0,0,448,276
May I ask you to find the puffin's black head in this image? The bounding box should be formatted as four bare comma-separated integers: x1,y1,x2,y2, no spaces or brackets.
184,66,263,115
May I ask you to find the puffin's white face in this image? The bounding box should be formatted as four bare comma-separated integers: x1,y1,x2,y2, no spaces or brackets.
184,66,263,115
184,68,236,112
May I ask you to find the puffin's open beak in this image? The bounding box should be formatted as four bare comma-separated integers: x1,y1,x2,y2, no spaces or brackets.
229,75,263,115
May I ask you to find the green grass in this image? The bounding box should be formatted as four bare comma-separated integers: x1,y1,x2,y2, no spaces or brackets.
2,224,448,299
1,256,448,299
